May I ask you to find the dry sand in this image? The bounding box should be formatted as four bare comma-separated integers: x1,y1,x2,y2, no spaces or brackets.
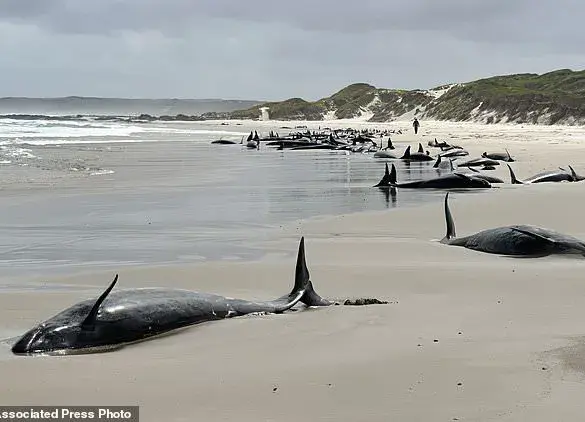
2,120,585,421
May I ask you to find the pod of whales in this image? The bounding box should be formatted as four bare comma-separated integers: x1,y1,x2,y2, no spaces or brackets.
11,237,331,356
440,192,585,257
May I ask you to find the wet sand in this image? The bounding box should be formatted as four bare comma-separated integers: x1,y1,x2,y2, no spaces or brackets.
2,120,585,421
0,124,456,279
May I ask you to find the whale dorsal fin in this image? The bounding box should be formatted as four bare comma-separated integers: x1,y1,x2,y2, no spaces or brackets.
277,237,330,309
506,164,523,184
433,155,442,168
374,163,391,187
418,143,423,153
505,148,512,161
401,145,411,159
293,237,310,294
441,192,456,243
296,237,331,307
389,164,397,185
81,274,118,330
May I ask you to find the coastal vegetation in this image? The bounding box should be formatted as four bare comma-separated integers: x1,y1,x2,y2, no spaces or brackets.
226,69,585,125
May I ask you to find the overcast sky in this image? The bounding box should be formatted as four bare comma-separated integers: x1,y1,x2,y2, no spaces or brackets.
1,0,583,100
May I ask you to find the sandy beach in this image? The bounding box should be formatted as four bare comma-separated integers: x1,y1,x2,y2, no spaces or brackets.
2,119,585,421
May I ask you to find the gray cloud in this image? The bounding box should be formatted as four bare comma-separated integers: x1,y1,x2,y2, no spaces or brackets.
0,1,583,100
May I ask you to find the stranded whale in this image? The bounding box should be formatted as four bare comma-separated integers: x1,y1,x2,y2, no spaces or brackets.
439,193,585,257
12,237,331,356
456,157,501,168
400,145,434,162
506,164,574,184
375,163,491,189
482,149,515,162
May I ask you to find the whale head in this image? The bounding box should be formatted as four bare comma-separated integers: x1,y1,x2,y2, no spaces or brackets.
12,275,119,355
11,320,86,355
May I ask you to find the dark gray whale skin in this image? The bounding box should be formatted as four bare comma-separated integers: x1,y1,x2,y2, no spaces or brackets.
440,192,585,256
11,237,330,356
374,163,491,189
400,145,434,162
481,149,515,162
456,157,501,168
507,164,574,184
466,167,504,183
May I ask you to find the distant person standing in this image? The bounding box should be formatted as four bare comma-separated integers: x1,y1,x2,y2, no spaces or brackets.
413,118,420,135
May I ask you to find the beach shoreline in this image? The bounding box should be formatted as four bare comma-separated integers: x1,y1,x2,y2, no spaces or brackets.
2,119,585,420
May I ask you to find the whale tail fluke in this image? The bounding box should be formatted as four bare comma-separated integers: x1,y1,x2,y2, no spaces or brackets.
506,164,523,184
567,165,584,181
440,192,456,244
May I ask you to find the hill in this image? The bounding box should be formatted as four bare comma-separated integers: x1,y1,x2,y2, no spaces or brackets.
227,69,585,125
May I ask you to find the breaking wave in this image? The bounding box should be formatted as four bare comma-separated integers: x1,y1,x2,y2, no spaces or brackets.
0,117,247,145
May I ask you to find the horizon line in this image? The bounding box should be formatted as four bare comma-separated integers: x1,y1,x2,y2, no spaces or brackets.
0,96,265,102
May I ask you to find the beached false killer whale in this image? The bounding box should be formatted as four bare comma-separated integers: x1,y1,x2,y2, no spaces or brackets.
375,163,491,189
481,149,515,162
428,138,449,148
506,164,574,184
456,157,501,168
211,139,237,145
11,237,331,356
400,145,434,162
440,192,585,256
439,149,469,158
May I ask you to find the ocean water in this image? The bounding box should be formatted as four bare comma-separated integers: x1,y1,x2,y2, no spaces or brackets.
0,116,484,280
0,97,261,116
